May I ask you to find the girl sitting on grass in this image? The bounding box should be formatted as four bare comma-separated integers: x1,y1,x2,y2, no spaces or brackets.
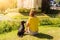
26,9,39,35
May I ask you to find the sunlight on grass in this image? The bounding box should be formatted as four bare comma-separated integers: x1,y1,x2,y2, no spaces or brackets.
0,26,60,40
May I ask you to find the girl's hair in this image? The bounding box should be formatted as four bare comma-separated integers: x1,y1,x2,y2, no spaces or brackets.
29,9,36,17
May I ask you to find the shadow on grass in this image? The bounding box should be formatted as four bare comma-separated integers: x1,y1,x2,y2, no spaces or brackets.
33,33,53,39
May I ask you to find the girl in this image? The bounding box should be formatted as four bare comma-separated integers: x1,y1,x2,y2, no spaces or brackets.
26,9,39,35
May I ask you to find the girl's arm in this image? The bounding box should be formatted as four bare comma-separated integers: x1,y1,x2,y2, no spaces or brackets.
25,18,31,33
26,21,29,27
25,21,30,33
26,21,29,30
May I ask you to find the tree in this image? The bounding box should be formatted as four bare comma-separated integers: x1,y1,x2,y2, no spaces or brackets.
41,0,50,14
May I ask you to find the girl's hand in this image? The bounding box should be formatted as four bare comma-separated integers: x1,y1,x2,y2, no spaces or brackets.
25,27,30,33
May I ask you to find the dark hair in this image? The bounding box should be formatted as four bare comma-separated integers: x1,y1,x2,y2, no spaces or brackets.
21,21,26,25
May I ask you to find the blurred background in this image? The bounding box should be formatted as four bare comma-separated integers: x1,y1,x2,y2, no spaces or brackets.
0,0,60,40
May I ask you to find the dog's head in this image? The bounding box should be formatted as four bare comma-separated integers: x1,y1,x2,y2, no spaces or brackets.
21,21,26,25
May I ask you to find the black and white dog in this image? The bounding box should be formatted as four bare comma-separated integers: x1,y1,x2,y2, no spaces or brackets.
17,21,26,37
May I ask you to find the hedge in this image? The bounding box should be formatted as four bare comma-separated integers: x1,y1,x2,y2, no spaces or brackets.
0,20,20,34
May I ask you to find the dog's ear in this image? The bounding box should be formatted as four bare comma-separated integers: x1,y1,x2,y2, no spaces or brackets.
21,21,26,24
24,21,26,23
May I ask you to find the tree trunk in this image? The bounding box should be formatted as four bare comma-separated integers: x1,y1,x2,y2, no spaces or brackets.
41,0,50,14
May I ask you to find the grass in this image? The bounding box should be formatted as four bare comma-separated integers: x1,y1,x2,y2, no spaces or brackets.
0,12,60,40
0,26,60,40
0,11,60,40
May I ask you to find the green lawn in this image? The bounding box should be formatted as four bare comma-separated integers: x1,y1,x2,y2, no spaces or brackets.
0,12,60,40
0,26,60,40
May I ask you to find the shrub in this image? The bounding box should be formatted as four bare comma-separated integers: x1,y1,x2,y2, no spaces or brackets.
40,17,60,26
40,18,53,25
50,18,60,25
0,12,23,34
0,20,20,34
19,8,41,13
19,8,30,13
